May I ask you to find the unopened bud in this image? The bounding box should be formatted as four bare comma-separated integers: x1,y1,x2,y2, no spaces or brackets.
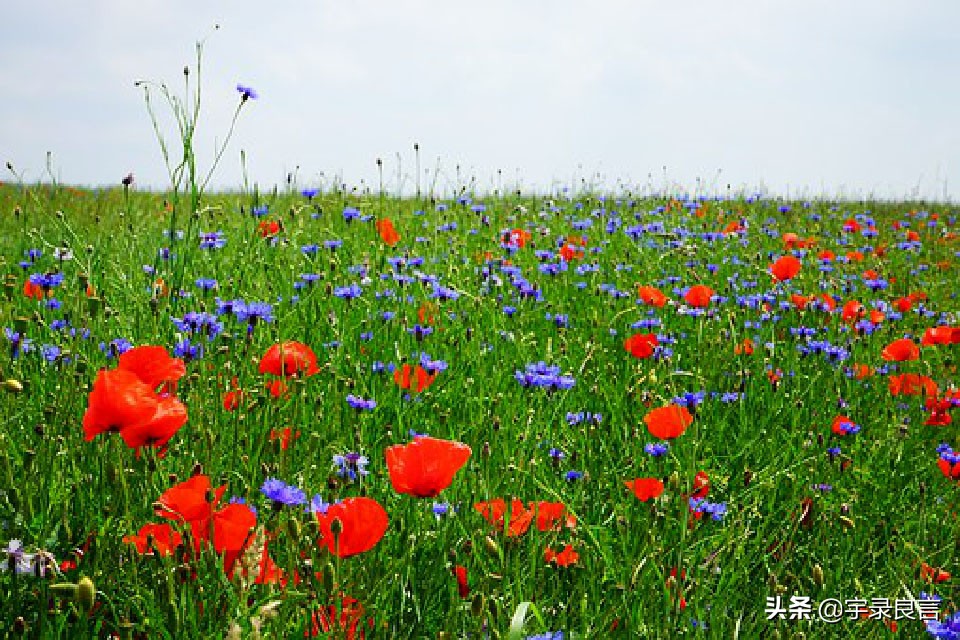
483,535,500,556
77,576,96,611
811,563,824,587
3,379,23,393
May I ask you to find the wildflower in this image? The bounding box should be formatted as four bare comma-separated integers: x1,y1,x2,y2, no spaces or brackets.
314,497,389,558
123,523,182,556
236,84,258,101
475,498,534,537
769,255,802,281
623,333,658,359
260,478,307,507
882,338,920,362
333,453,370,481
644,442,669,457
684,285,714,308
643,405,694,440
385,436,471,498
346,395,377,411
394,364,437,393
259,341,319,377
831,415,860,436
626,477,665,502
544,544,579,567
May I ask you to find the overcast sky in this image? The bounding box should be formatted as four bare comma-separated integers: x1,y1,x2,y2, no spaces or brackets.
2,1,958,200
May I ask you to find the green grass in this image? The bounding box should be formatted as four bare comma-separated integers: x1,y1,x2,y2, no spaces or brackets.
0,180,958,639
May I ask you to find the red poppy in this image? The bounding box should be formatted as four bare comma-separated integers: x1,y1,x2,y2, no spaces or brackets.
888,374,938,397
259,341,320,377
846,250,865,262
223,389,244,411
155,474,227,546
734,338,754,355
213,503,258,575
924,399,953,426
376,218,400,247
385,436,472,498
690,471,710,499
843,218,861,232
258,220,281,238
558,243,584,261
939,457,960,480
920,562,951,584
769,255,802,282
684,285,714,308
270,427,301,450
817,294,837,312
637,285,669,307
266,378,289,398
23,279,45,300
315,498,389,558
474,498,534,537
453,565,470,598
850,363,874,380
531,501,576,531
625,477,665,502
840,300,865,324
393,364,437,393
117,345,186,392
503,228,531,248
643,405,694,440
818,249,835,262
82,369,161,442
922,326,960,346
790,294,813,311
123,523,183,556
623,333,658,359
893,296,914,313
722,220,744,235
830,415,858,436
544,544,579,567
307,595,372,639
881,338,920,362
118,396,188,452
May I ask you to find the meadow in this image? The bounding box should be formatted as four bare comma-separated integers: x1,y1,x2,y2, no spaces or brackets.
2,75,960,640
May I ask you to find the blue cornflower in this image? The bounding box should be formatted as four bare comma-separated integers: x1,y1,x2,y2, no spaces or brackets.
346,395,377,411
237,84,258,101
644,442,669,457
305,494,330,515
100,338,133,358
199,231,226,250
926,611,960,639
333,453,370,481
194,278,218,291
333,283,363,300
302,188,318,199
565,470,584,482
260,478,307,507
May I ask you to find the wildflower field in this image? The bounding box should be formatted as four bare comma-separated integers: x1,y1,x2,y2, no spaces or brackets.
3,81,960,640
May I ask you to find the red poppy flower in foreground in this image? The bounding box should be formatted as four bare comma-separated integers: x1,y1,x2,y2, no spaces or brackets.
920,562,951,584
23,279,45,300
155,474,227,540
881,338,920,362
259,341,320,377
830,415,859,436
531,501,577,531
376,218,400,247
393,364,437,393
690,471,710,500
939,456,960,480
123,523,183,556
643,405,694,440
888,374,938,397
769,255,802,282
637,285,668,307
118,345,186,391
922,326,960,346
544,544,579,567
315,498,389,558
385,436,472,498
82,369,161,441
625,477,665,502
623,333,658,359
475,498,534,537
118,395,188,452
684,285,714,308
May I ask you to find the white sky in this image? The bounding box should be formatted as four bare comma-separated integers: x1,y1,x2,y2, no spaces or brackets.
1,1,958,200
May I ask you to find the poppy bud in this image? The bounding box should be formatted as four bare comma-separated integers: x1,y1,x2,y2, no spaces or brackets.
13,616,26,635
51,582,79,599
77,576,96,612
811,564,824,588
482,442,491,458
743,469,753,486
2,379,23,393
839,516,854,529
483,535,500,557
